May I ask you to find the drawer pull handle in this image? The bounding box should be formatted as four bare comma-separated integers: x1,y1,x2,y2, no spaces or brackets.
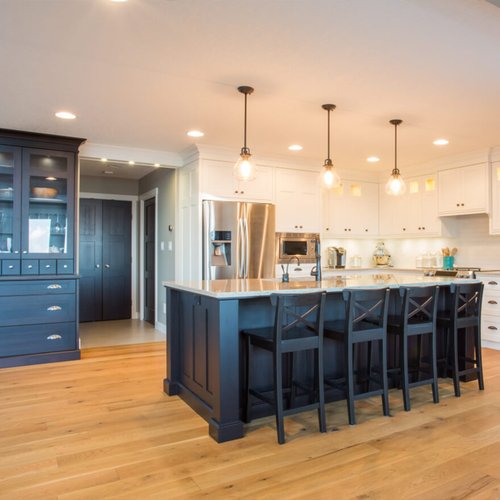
45,264,52,269
28,265,33,269
488,281,498,285
8,265,14,269
47,305,62,311
488,326,498,330
488,300,498,305
47,284,62,289
47,334,62,340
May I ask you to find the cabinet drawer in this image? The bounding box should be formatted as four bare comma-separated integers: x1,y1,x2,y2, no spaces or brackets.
482,315,500,342
0,293,76,326
39,260,57,275
2,260,20,275
22,260,39,275
482,290,500,316
0,322,76,357
482,278,500,291
0,279,76,296
57,260,73,274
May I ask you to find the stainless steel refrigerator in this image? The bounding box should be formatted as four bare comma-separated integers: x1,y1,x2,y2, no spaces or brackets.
202,200,276,280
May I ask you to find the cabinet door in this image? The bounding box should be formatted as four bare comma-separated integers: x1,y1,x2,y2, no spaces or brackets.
419,175,441,235
353,181,379,236
379,186,407,236
438,168,462,215
462,164,488,213
276,169,320,232
0,145,22,260
490,163,500,234
22,148,75,259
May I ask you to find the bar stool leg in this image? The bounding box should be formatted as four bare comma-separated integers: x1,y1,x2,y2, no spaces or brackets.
380,337,390,417
316,348,327,433
274,349,285,444
431,330,439,404
346,341,356,425
451,328,461,397
401,333,411,411
475,325,485,391
244,337,252,423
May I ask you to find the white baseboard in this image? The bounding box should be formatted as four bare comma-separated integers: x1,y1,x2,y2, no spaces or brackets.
155,321,166,334
482,339,500,350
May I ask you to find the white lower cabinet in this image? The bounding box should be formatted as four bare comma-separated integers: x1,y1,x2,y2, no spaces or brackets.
275,168,320,233
478,274,500,349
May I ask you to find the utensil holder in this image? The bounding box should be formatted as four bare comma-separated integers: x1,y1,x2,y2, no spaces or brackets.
443,256,454,270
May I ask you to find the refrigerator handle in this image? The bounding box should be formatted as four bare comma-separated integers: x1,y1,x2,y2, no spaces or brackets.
238,217,245,278
243,216,249,278
202,202,211,280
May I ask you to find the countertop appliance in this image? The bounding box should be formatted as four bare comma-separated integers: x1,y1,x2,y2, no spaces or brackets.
427,267,481,279
202,200,275,280
276,232,319,264
327,246,346,268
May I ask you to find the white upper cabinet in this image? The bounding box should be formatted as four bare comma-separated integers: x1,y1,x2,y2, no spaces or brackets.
489,162,500,234
438,164,489,216
275,168,320,233
322,180,379,237
379,174,441,237
200,159,274,202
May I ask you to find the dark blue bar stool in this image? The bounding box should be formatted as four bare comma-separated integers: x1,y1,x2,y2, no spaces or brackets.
437,282,484,397
387,285,440,411
324,288,390,425
241,291,326,444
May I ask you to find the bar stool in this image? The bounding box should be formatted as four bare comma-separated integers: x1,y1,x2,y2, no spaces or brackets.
241,291,327,444
437,282,484,397
324,288,390,425
387,285,440,411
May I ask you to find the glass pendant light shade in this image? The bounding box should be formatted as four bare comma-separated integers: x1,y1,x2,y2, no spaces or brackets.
385,119,405,196
234,148,256,181
321,104,341,189
234,86,257,182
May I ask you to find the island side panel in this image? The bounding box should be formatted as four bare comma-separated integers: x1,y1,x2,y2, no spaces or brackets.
164,286,181,396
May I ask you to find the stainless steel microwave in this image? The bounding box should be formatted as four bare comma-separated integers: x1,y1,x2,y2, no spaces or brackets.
275,232,320,264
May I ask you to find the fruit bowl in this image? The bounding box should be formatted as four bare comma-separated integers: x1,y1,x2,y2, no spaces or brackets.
31,187,58,198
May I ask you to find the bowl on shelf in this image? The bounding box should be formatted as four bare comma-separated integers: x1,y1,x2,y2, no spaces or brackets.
31,187,58,199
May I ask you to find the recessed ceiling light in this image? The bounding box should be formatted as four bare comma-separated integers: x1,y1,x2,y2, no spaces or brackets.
55,111,76,120
100,158,108,162
128,160,135,165
154,163,160,167
288,144,303,151
433,139,449,146
367,156,380,162
111,0,127,3
187,130,204,138
45,176,57,181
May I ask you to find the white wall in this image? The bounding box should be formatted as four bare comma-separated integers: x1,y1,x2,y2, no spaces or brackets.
323,214,500,270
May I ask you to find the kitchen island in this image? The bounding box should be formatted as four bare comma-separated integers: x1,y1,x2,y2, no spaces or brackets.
163,274,474,442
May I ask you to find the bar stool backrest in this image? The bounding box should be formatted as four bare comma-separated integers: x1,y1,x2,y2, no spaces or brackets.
342,288,390,336
450,282,483,326
399,285,439,328
270,292,326,344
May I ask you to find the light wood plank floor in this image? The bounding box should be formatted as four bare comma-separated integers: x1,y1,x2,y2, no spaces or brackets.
1,343,500,499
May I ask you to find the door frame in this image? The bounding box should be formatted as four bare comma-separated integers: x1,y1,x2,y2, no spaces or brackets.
139,188,159,327
79,192,138,319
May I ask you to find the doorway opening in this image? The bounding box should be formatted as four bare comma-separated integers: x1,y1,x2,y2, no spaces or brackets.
143,196,156,324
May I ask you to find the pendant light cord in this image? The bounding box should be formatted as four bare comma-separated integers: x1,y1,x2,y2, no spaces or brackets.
394,122,398,172
243,92,248,151
327,108,331,160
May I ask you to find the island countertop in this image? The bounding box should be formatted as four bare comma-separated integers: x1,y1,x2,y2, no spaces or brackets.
163,273,476,299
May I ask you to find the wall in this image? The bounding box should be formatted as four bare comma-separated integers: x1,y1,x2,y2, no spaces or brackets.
323,214,500,270
80,175,139,196
139,167,176,328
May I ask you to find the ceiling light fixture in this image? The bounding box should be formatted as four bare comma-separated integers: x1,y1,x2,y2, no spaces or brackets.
385,119,406,196
154,163,160,167
288,144,303,151
128,160,135,165
100,158,107,162
187,130,204,138
367,156,380,162
433,138,449,146
321,104,341,189
55,111,76,120
234,85,256,182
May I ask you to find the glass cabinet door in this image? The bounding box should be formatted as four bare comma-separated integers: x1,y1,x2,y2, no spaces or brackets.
0,146,22,258
22,148,74,258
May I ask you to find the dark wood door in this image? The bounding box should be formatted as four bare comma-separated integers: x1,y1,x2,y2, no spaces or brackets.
79,199,103,322
102,200,131,320
144,197,155,325
79,199,131,322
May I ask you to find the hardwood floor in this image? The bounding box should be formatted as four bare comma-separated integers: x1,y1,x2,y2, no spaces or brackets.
1,343,500,499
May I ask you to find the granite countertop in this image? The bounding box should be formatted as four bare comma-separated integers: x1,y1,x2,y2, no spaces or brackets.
163,273,475,299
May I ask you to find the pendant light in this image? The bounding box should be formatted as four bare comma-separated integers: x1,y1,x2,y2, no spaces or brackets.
385,119,406,196
321,104,341,189
234,85,256,182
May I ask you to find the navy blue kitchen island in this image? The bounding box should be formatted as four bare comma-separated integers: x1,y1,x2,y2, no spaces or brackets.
163,273,471,442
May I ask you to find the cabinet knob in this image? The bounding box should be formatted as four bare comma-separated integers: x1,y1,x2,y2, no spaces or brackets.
22,250,27,254
365,229,368,232
47,284,62,289
240,191,244,194
402,228,406,231
461,203,464,206
28,265,33,269
456,203,460,207
105,264,111,269
234,190,238,194
8,265,14,269
14,250,19,254
47,334,62,340
488,325,498,330
325,227,330,231
488,300,498,305
45,264,51,268
47,305,62,311
422,227,425,230
96,264,100,269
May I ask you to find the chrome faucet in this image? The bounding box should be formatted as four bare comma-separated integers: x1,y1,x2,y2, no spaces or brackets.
310,239,322,281
281,256,302,282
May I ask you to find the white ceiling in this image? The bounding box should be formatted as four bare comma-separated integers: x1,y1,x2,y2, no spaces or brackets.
79,157,157,180
1,0,499,176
